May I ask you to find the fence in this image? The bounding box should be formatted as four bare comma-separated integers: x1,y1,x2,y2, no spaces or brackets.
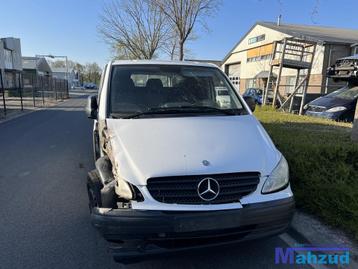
0,73,69,119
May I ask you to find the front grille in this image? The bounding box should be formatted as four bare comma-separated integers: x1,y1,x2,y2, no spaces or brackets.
147,172,260,204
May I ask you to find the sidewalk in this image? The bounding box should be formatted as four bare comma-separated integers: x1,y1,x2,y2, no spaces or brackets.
0,89,95,124
284,210,358,268
0,97,63,124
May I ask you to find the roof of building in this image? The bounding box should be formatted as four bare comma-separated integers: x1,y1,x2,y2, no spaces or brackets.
22,57,52,73
260,21,358,44
22,57,37,69
111,59,219,68
254,70,277,79
223,21,358,63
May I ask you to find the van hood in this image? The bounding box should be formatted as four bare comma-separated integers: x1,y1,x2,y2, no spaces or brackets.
106,115,281,186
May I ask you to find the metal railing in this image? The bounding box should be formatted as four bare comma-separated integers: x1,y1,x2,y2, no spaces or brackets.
0,73,69,118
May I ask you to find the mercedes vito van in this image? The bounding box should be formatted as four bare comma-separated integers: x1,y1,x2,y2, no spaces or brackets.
85,60,294,262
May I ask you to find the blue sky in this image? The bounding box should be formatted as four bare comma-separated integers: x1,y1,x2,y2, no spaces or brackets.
1,0,357,67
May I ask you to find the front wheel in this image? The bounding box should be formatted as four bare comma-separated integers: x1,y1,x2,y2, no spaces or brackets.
87,170,103,212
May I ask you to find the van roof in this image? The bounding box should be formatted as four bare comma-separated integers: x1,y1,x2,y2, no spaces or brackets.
111,60,218,68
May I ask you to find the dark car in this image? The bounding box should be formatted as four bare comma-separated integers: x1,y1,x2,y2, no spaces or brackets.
243,88,263,104
243,88,275,105
304,84,358,121
84,83,97,89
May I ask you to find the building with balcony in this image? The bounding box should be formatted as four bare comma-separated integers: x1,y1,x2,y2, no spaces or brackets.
222,22,358,96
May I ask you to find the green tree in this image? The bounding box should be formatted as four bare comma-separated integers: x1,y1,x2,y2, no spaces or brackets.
73,63,84,84
83,63,102,85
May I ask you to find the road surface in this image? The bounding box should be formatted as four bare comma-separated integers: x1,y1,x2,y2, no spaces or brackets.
0,91,309,269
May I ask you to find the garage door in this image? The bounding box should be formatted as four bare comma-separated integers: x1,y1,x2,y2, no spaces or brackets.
226,63,241,89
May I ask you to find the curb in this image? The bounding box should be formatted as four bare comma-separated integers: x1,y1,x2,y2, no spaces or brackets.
287,210,358,268
0,107,41,124
0,99,68,125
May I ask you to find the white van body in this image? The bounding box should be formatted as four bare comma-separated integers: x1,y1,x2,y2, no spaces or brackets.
86,60,294,262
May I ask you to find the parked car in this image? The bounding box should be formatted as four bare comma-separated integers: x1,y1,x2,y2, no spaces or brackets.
86,60,294,263
243,88,275,105
304,84,358,121
243,88,264,104
84,83,97,89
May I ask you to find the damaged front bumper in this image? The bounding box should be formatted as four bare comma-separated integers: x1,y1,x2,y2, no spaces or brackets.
91,197,295,262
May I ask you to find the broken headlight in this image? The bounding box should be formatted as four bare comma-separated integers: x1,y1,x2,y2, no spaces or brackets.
115,176,143,201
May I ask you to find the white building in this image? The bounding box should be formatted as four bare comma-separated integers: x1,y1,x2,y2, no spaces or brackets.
52,67,79,87
22,56,52,89
222,22,358,96
0,37,22,89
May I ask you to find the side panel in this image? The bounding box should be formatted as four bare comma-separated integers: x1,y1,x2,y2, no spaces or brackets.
97,63,111,157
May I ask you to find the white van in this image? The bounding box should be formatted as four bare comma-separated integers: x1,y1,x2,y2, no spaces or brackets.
86,60,294,262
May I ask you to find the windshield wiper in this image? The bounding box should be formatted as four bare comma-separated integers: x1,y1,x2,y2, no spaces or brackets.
118,108,185,119
114,106,241,119
175,106,240,115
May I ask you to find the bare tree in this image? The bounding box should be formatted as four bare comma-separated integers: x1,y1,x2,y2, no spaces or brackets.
152,0,220,60
98,0,169,59
161,30,197,60
162,31,180,60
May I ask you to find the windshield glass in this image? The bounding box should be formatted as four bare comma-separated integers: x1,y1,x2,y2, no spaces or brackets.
326,84,358,100
109,65,246,118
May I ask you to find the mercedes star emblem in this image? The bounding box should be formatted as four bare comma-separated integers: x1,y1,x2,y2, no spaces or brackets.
202,160,210,166
197,177,220,201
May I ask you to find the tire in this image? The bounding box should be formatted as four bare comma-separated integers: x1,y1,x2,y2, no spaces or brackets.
87,170,103,212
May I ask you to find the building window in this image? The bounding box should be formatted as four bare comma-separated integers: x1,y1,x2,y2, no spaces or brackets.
247,54,272,63
247,79,257,88
248,34,265,45
246,43,273,63
285,76,295,94
261,54,271,60
4,49,13,69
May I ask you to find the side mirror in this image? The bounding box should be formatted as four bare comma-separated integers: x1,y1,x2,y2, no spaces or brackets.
243,96,256,112
86,95,98,119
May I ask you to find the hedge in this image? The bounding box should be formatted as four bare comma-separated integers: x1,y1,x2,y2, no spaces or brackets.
254,107,358,239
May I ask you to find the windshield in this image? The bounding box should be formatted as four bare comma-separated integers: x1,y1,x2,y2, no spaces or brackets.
109,65,246,118
326,84,358,100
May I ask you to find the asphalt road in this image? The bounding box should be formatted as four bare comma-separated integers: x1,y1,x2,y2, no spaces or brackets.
0,91,309,269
